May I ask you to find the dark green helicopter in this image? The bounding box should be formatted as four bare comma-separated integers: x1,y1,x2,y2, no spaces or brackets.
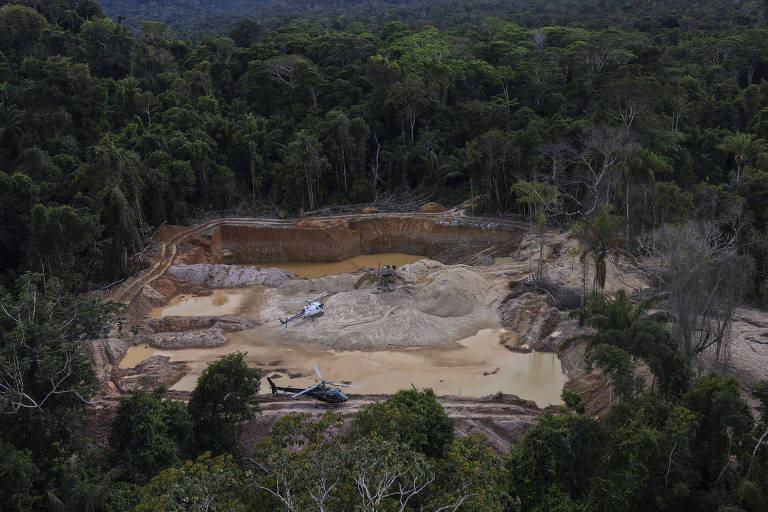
266,365,363,403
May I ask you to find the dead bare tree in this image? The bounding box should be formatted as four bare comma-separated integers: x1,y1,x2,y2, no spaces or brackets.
539,139,576,184
604,82,658,136
576,125,635,217
354,458,435,512
643,221,752,372
264,55,302,89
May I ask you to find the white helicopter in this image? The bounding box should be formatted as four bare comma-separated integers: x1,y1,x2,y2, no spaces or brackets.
278,291,327,327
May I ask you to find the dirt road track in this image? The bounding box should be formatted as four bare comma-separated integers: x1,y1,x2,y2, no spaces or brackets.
196,391,542,453
88,391,542,454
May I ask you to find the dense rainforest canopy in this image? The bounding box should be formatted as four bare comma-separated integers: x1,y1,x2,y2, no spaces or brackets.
2,0,768,510
0,0,767,294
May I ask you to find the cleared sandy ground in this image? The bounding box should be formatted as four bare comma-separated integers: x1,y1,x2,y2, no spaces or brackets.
126,259,567,406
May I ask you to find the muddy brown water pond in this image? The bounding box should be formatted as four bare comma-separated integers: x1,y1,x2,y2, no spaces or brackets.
119,344,155,369
149,289,255,318
256,253,426,279
122,327,567,406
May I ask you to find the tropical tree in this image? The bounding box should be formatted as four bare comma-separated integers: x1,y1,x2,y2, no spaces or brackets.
109,388,193,483
0,273,118,469
585,343,642,403
350,388,454,458
573,209,634,295
134,453,251,512
187,352,261,455
566,290,688,397
512,180,561,278
717,131,766,185
571,289,672,332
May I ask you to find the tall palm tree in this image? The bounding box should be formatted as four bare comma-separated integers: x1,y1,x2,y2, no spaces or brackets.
574,209,635,294
570,289,673,333
0,103,22,148
717,131,765,185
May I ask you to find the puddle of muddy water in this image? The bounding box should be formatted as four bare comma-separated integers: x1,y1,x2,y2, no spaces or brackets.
261,253,426,279
128,327,567,407
150,288,261,318
119,344,155,369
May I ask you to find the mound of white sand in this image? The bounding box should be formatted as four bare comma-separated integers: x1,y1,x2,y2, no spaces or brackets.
257,260,505,350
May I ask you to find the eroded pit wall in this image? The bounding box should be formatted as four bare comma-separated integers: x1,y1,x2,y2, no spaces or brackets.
204,217,525,264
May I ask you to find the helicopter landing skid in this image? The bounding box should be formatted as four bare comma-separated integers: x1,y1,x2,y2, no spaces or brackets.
315,402,344,409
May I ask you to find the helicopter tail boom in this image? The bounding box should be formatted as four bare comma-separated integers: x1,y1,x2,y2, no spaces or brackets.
267,376,278,394
278,310,305,327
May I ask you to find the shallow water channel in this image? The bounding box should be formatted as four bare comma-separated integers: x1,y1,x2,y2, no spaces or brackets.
149,289,255,318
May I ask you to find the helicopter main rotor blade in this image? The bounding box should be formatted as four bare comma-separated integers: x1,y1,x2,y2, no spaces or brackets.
313,364,324,381
327,382,364,388
292,383,321,398
310,291,329,301
279,300,306,304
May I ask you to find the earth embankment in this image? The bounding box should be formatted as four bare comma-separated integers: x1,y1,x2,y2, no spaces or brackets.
180,216,525,265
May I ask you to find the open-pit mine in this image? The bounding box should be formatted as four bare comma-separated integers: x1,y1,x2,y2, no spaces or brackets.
91,209,624,451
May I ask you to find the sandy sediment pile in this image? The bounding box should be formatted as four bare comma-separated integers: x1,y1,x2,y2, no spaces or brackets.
260,259,505,350
113,355,188,393
710,308,768,385
142,327,229,349
149,315,259,333
168,264,296,288
488,231,649,295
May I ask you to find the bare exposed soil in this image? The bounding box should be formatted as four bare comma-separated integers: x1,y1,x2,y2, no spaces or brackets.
92,211,658,450
238,392,545,455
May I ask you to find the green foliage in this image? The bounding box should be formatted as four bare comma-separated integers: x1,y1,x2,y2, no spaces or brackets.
0,5,48,55
737,479,766,512
187,352,260,455
717,132,766,185
0,441,39,510
0,0,764,310
250,408,508,511
26,203,101,279
512,180,561,276
0,273,117,459
3,0,768,509
561,389,586,414
567,290,688,397
682,373,754,483
751,380,768,426
585,344,641,402
351,387,454,458
109,388,192,483
135,452,251,512
431,435,507,511
506,414,604,510
512,180,561,217
573,210,633,293
571,289,648,331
